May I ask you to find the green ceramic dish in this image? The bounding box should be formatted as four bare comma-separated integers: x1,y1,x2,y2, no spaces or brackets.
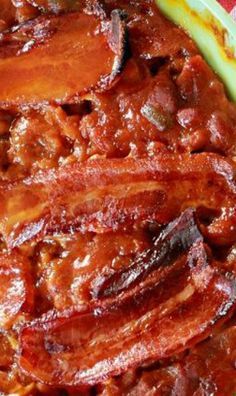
156,0,236,101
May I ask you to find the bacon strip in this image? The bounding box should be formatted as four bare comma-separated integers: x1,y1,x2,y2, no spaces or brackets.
0,153,235,248
19,242,236,388
0,10,128,107
94,208,203,299
36,210,203,310
0,252,34,329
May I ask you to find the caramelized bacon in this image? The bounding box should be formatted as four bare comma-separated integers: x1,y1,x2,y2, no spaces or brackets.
34,210,206,311
36,231,151,310
0,252,34,328
95,208,203,299
0,153,235,248
19,242,236,388
0,10,128,107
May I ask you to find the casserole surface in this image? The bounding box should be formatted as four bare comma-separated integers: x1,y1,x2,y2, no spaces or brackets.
0,1,235,395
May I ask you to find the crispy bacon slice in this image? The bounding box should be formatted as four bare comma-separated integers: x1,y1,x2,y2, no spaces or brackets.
0,153,235,248
94,208,203,299
19,242,236,388
0,9,128,107
0,252,34,328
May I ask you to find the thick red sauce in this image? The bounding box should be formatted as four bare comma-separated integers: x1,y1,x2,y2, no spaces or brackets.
0,0,235,395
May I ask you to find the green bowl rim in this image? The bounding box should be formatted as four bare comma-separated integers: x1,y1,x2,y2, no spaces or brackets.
200,0,236,38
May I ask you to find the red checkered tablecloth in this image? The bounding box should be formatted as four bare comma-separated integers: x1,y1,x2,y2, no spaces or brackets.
219,0,236,19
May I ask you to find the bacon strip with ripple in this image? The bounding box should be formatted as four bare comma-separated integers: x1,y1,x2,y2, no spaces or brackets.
19,242,236,388
0,9,128,107
0,153,235,248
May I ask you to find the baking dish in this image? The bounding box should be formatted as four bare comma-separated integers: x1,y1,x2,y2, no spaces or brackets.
156,0,236,101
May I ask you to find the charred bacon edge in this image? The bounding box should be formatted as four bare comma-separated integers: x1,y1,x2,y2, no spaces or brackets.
0,8,129,107
93,208,203,299
107,9,131,84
